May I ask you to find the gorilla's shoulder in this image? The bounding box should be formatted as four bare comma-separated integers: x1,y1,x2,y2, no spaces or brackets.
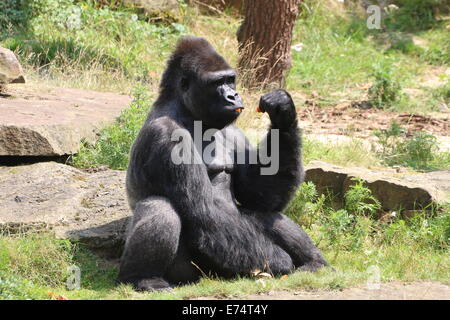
142,116,183,140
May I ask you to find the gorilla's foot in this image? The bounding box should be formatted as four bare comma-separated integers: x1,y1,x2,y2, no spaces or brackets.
133,277,173,292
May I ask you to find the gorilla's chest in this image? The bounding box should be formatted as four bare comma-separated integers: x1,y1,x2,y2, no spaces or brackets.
200,131,234,187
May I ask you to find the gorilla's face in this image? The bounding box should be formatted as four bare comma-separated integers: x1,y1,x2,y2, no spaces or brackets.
181,69,243,129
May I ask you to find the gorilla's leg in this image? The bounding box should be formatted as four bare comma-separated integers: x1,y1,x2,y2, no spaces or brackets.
118,196,186,291
244,210,328,272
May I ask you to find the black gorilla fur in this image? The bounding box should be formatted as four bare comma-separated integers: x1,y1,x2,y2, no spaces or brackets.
118,36,327,291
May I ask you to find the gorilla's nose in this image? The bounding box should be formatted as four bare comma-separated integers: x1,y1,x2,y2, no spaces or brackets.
226,93,243,107
226,93,236,101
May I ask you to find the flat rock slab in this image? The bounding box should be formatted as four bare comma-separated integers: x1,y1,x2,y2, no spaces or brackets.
0,162,129,252
0,85,132,156
305,161,449,211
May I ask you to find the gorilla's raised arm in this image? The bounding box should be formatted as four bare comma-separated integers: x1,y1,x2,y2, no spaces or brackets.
232,90,304,213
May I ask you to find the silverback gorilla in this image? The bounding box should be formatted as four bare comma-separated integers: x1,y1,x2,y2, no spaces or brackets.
118,36,327,291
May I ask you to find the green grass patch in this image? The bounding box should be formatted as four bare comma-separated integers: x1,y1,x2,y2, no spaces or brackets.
303,137,380,168
0,0,189,92
368,62,404,109
374,121,450,170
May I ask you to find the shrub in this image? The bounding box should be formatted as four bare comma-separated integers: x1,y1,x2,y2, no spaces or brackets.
344,178,381,218
285,182,327,228
286,181,448,252
368,63,403,109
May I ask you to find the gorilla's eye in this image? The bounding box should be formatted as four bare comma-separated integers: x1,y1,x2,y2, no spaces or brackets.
211,78,225,86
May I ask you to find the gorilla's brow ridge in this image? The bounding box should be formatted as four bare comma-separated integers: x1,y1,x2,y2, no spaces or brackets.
203,70,236,83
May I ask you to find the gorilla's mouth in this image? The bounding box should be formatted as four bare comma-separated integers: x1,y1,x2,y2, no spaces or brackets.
228,106,244,114
222,106,244,115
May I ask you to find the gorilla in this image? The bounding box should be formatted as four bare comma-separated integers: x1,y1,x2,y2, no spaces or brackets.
118,36,327,291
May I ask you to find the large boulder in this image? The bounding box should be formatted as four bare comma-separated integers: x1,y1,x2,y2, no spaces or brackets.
0,85,132,156
305,161,449,211
0,47,25,84
0,162,129,254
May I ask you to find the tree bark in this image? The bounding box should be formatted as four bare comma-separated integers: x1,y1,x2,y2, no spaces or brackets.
237,0,300,89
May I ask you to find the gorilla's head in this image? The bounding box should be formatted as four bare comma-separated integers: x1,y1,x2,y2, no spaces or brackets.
159,36,243,129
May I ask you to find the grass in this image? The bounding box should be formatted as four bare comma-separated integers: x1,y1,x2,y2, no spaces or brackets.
287,0,449,112
303,137,380,168
1,182,448,300
374,121,450,170
0,0,239,93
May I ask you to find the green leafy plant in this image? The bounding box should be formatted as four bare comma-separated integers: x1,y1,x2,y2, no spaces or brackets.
368,63,403,108
344,178,381,218
285,182,328,228
432,81,450,104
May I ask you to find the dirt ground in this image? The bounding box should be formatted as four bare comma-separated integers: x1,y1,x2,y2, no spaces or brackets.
292,100,450,152
198,281,450,300
298,102,449,138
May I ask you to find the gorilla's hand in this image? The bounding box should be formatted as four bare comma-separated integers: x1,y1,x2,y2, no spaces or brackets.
259,89,297,130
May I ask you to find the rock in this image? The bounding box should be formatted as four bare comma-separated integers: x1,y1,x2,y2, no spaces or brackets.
0,85,132,156
402,171,450,194
305,161,448,211
0,162,129,253
123,0,178,12
0,47,25,84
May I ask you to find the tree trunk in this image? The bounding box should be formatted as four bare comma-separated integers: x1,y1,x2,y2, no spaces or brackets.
237,0,300,89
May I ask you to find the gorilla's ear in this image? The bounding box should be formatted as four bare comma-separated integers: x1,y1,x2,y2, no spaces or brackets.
180,77,189,92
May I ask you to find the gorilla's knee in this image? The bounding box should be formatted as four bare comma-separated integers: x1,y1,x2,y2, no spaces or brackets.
118,197,182,287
